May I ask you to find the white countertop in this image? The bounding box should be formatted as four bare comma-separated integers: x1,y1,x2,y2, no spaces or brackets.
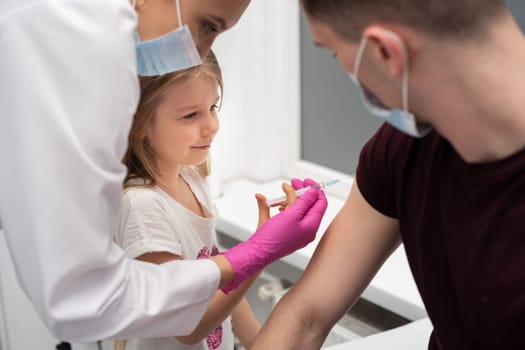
215,177,426,321
324,318,432,350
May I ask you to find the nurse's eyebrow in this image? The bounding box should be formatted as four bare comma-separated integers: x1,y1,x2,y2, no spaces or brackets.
314,41,325,48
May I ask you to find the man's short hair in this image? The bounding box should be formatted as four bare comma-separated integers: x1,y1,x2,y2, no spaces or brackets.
301,0,508,41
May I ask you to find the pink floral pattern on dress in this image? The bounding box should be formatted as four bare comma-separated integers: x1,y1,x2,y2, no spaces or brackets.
205,330,223,350
197,245,222,350
211,245,219,257
197,246,211,260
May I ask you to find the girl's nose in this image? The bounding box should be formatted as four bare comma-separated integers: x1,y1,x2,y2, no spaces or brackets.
202,113,219,136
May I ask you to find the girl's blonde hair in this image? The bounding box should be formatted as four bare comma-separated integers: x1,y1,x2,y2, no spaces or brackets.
123,50,223,189
114,340,127,350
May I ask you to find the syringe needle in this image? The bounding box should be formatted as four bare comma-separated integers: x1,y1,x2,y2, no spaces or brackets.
265,177,349,207
266,186,313,207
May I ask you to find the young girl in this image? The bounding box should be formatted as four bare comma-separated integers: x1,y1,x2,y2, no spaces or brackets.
114,51,266,350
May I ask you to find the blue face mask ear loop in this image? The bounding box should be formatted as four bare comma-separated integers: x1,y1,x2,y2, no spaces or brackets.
352,36,368,80
176,0,183,29
397,35,410,116
353,34,410,115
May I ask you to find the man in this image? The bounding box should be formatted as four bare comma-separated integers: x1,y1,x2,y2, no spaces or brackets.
0,0,326,342
252,0,525,349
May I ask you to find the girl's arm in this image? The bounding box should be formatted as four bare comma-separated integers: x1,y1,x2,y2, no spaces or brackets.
136,251,260,345
176,274,260,345
231,297,261,348
137,189,287,345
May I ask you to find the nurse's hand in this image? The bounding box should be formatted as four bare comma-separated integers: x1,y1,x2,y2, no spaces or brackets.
221,178,327,293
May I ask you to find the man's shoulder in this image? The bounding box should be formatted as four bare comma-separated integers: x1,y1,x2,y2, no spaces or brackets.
365,123,443,162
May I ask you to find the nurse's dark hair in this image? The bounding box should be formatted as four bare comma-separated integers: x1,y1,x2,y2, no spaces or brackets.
301,0,508,41
123,50,223,189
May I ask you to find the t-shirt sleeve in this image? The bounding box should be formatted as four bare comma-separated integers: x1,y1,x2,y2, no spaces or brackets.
356,123,405,219
118,191,182,259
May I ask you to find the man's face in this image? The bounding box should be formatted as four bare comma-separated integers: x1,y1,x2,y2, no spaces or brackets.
306,14,411,113
306,15,360,75
137,0,251,59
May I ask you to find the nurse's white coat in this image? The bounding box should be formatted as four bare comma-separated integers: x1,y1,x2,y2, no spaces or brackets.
0,0,219,342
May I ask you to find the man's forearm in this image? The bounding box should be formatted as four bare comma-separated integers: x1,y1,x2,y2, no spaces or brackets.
250,293,326,349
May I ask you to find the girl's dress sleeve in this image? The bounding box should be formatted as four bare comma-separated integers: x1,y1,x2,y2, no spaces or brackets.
118,191,183,259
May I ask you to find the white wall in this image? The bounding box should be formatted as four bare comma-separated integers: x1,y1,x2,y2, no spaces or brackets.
210,0,351,198
211,0,300,184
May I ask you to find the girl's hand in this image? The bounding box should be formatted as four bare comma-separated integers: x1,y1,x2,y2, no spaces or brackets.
271,179,302,211
222,177,327,293
255,180,299,228
254,193,270,230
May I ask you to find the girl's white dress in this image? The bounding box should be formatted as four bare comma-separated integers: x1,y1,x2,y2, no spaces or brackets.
115,168,234,350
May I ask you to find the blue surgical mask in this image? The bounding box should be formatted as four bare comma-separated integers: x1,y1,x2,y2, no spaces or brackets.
134,0,202,76
349,34,433,138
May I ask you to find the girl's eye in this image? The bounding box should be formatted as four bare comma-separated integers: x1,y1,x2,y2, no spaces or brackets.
182,112,197,119
210,104,219,112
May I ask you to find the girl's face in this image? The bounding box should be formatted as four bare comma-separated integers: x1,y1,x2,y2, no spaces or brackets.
146,75,220,172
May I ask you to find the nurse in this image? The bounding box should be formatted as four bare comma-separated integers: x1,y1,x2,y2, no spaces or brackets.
0,0,327,342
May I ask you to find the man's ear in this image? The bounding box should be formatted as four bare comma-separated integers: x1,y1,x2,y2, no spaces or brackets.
362,26,407,78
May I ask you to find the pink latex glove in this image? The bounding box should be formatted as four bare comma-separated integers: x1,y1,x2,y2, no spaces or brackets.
221,178,327,293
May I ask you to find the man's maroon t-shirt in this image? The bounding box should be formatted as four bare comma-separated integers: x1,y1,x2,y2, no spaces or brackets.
356,123,525,349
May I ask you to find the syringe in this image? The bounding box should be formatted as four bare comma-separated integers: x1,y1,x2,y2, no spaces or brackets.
266,178,347,207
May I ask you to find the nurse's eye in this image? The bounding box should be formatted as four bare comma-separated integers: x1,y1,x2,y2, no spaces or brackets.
332,52,338,59
200,21,218,37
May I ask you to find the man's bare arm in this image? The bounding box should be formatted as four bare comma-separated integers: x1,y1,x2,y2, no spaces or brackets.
251,181,401,349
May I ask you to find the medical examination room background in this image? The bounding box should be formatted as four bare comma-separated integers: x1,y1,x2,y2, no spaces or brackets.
1,0,525,349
